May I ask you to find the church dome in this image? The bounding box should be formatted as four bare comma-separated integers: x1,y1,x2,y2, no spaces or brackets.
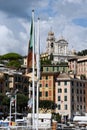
57,36,68,44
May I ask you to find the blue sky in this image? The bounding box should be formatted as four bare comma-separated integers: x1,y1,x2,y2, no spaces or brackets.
0,0,87,55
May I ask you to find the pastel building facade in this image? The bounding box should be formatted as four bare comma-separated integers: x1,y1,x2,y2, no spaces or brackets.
55,73,87,119
77,56,87,78
39,72,58,101
68,56,87,78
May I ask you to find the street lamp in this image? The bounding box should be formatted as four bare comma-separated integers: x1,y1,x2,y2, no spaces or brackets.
6,92,12,126
6,89,18,125
14,89,18,123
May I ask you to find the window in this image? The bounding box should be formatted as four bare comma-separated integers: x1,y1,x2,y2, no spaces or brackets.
45,91,48,97
80,89,82,94
58,89,62,93
80,97,82,102
72,96,74,102
77,82,78,86
58,96,61,101
80,105,82,110
39,84,42,87
83,90,85,94
80,83,82,87
64,88,67,93
64,105,67,110
46,84,48,87
57,67,59,71
41,119,44,122
64,96,67,101
72,105,74,110
5,82,8,87
51,42,53,48
53,67,54,71
39,92,42,97
77,96,79,102
46,67,48,71
58,104,61,110
72,89,74,93
77,89,79,94
77,105,79,111
84,97,85,102
64,81,67,85
58,81,60,86
83,83,85,87
71,81,74,86
46,76,48,80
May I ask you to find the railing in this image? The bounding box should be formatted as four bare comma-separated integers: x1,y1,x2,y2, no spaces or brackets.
0,125,51,130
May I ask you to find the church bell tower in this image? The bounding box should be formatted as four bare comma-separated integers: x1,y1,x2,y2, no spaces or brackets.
46,30,55,55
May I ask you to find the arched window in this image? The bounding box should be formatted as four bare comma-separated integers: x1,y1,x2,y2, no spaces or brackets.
51,42,53,48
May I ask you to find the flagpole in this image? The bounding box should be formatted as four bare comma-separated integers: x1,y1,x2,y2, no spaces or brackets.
36,17,40,130
32,9,35,129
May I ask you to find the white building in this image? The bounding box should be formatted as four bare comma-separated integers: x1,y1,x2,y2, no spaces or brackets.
27,113,51,128
46,31,75,63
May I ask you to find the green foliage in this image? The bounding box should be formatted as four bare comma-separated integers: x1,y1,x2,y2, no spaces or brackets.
7,60,21,68
0,93,28,114
52,112,61,122
0,52,23,68
39,100,57,110
0,93,7,105
77,49,87,56
1,53,22,60
2,95,10,106
17,94,28,112
41,59,51,65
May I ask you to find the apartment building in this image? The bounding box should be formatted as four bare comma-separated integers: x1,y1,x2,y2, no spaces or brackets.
68,56,87,78
77,56,87,78
0,68,29,95
55,73,87,120
41,64,69,73
39,72,58,101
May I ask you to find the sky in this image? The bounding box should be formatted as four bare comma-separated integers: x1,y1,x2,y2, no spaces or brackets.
0,0,87,56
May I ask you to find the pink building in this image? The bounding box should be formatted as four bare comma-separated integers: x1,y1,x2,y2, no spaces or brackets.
68,56,87,79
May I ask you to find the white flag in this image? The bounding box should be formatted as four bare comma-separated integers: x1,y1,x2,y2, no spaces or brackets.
28,97,33,108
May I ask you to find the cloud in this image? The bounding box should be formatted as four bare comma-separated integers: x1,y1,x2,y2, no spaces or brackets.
0,0,86,55
0,0,49,19
63,0,84,4
0,22,29,55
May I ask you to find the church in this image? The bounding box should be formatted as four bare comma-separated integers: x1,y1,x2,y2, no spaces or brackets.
46,30,75,64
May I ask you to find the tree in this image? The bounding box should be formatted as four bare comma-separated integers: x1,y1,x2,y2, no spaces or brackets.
0,94,10,117
41,59,51,65
0,93,29,118
52,112,61,122
39,100,57,113
1,53,22,60
77,49,87,56
2,95,10,107
7,60,21,68
17,93,28,113
0,52,23,68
